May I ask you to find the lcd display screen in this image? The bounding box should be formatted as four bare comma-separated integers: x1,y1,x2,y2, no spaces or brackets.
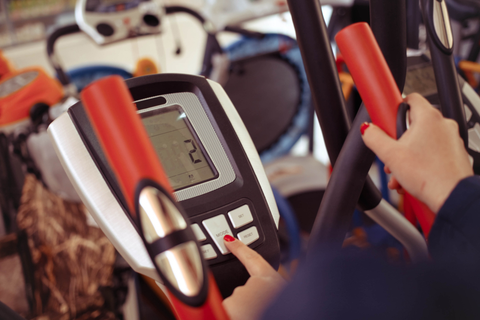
140,106,217,190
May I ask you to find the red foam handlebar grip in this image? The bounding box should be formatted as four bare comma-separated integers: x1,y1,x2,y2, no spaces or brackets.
336,23,435,237
81,76,172,215
81,76,229,319
335,22,403,139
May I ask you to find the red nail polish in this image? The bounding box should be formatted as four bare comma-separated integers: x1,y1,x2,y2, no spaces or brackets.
224,235,235,242
360,122,370,135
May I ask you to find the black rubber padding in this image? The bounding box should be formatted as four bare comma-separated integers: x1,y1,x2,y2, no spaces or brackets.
406,0,421,49
370,0,407,91
309,105,381,247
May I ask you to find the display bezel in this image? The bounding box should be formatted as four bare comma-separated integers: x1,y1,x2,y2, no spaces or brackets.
135,92,236,202
138,104,218,191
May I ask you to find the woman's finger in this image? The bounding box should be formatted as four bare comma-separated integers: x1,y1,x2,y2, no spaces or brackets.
224,235,277,277
388,176,405,194
384,166,392,174
361,122,399,166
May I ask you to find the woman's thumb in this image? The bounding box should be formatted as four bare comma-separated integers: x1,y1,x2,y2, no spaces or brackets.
361,122,397,164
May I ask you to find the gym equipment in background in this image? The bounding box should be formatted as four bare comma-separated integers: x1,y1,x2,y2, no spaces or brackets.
75,0,164,45
49,0,163,94
447,0,480,62
0,63,82,235
65,65,133,92
219,33,312,162
47,23,133,94
0,68,63,132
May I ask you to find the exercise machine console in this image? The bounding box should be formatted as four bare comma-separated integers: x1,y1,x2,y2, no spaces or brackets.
48,73,280,297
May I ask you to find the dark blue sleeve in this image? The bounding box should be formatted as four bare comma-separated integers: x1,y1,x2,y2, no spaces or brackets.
0,301,26,320
262,176,480,320
429,175,480,263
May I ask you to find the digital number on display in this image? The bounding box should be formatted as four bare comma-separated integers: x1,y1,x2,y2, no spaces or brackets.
140,106,217,190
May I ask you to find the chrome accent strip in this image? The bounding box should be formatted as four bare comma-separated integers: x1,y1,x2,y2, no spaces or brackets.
406,109,411,130
139,186,187,243
207,79,280,228
433,0,453,49
155,241,204,297
365,199,429,263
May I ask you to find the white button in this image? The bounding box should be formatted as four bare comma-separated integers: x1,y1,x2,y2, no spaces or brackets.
237,226,259,246
191,224,207,242
202,215,234,255
201,244,217,260
228,205,253,229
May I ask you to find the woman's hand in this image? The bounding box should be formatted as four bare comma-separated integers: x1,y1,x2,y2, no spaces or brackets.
361,93,473,213
222,235,286,320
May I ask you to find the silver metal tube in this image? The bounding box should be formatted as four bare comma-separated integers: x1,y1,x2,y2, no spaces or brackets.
365,199,429,263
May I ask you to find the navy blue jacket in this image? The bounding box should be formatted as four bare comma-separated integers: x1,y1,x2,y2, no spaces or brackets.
263,176,480,320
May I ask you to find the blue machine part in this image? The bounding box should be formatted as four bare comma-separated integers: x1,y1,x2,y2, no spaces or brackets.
271,185,302,261
65,65,133,92
376,157,390,203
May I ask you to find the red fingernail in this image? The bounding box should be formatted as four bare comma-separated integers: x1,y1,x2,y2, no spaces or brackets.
360,122,370,135
224,235,235,242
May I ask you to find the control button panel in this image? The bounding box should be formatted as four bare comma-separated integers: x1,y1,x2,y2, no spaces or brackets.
190,200,264,264
201,244,217,260
202,215,234,255
228,205,253,229
192,223,207,242
237,226,260,246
